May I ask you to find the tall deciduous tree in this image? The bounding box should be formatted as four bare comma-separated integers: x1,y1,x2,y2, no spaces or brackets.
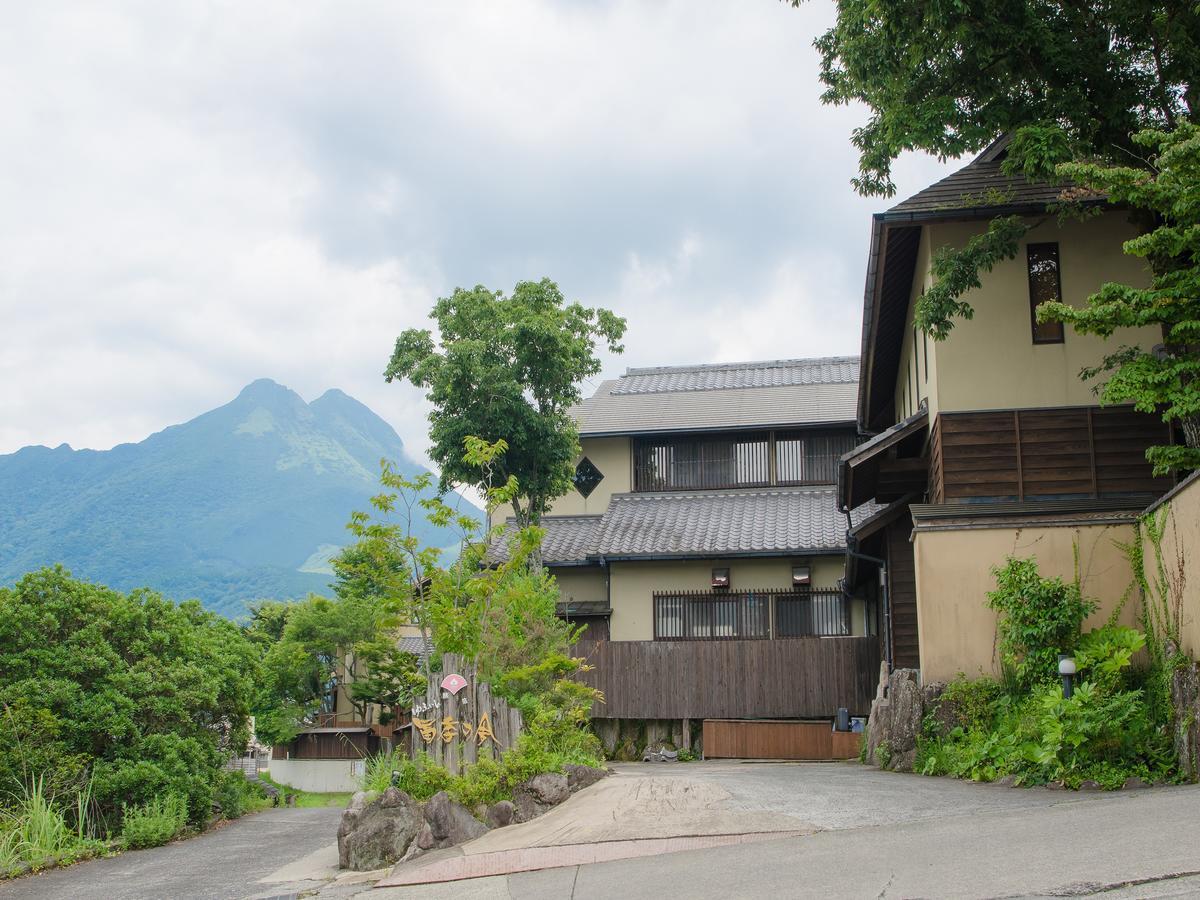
795,0,1200,197
385,278,626,555
1037,126,1200,471
792,0,1200,465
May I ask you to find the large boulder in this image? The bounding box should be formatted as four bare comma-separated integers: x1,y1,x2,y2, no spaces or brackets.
864,665,926,772
338,788,422,871
423,791,489,849
511,773,570,823
564,764,607,793
486,800,515,829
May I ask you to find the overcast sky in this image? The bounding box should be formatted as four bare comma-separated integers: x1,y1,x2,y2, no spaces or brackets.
1,1,957,468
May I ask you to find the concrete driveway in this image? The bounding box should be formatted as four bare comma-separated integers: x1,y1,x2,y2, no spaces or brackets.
0,806,345,900
370,762,1200,899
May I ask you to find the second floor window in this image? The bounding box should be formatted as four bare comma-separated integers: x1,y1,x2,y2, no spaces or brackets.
1028,242,1065,344
633,429,856,492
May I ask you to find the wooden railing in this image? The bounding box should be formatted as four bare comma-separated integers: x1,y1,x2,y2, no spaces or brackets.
632,430,857,493
576,636,881,718
653,589,849,640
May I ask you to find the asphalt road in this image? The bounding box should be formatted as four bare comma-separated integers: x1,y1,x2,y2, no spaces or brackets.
364,765,1200,900
0,806,343,900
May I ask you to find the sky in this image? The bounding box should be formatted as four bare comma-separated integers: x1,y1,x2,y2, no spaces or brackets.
0,1,958,469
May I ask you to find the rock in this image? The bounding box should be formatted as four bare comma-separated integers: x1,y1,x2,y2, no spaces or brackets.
1046,780,1065,791
379,787,409,808
1078,779,1102,791
890,749,917,773
994,775,1019,788
338,788,422,871
564,764,607,793
415,822,436,851
524,773,570,806
1122,776,1149,790
486,800,515,828
423,791,489,849
864,665,924,768
511,773,570,823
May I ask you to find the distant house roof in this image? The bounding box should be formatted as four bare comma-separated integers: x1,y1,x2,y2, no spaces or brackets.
487,515,603,567
396,635,433,660
498,489,880,565
574,357,859,437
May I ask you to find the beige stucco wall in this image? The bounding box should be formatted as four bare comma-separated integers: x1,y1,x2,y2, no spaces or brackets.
1141,474,1200,659
912,520,1140,683
895,226,938,423
492,436,631,527
607,555,854,641
923,211,1159,417
552,566,608,608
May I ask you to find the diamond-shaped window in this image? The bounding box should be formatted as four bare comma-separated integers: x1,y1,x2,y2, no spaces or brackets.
573,457,604,498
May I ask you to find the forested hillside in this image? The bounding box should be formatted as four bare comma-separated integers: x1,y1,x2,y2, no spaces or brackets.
0,379,479,617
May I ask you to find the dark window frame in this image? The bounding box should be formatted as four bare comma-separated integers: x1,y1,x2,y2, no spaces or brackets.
632,428,856,492
1027,242,1066,345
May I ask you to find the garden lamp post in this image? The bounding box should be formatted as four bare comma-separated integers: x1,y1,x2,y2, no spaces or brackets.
1058,654,1076,699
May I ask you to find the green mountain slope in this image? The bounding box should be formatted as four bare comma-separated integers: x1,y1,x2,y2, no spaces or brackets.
0,379,480,617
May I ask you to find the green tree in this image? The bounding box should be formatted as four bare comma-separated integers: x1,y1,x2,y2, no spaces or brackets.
1037,126,1200,470
0,567,259,824
793,0,1200,467
384,278,626,561
795,0,1200,198
251,594,379,746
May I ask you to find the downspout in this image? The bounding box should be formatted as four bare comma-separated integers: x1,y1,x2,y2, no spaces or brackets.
843,509,892,674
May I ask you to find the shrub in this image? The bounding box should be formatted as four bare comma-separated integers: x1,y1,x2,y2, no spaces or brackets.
212,771,264,820
987,556,1096,691
916,621,1177,788
366,752,455,801
120,795,187,850
0,568,259,827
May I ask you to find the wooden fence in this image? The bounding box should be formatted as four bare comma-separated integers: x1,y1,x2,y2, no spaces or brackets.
575,636,880,719
408,654,523,775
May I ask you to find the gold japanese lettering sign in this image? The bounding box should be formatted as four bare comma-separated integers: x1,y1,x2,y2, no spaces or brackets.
411,712,500,747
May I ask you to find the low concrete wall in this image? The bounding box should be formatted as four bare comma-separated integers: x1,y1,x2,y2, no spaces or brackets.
266,759,363,793
1143,471,1200,658
913,520,1140,683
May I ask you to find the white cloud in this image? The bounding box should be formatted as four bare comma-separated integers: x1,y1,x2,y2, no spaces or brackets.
0,0,958,467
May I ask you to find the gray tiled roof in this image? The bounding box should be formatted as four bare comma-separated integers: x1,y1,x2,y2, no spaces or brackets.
575,356,859,437
487,515,603,566
613,357,859,395
397,636,432,659
887,135,1082,218
591,488,880,558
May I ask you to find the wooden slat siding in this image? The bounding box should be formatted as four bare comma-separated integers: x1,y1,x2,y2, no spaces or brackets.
579,637,880,719
703,720,832,759
935,406,1173,501
928,415,945,504
282,731,377,760
886,522,920,669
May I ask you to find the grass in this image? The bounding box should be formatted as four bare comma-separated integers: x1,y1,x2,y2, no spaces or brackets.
257,773,353,808
0,777,108,878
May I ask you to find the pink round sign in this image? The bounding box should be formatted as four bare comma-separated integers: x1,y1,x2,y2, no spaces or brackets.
440,673,468,695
